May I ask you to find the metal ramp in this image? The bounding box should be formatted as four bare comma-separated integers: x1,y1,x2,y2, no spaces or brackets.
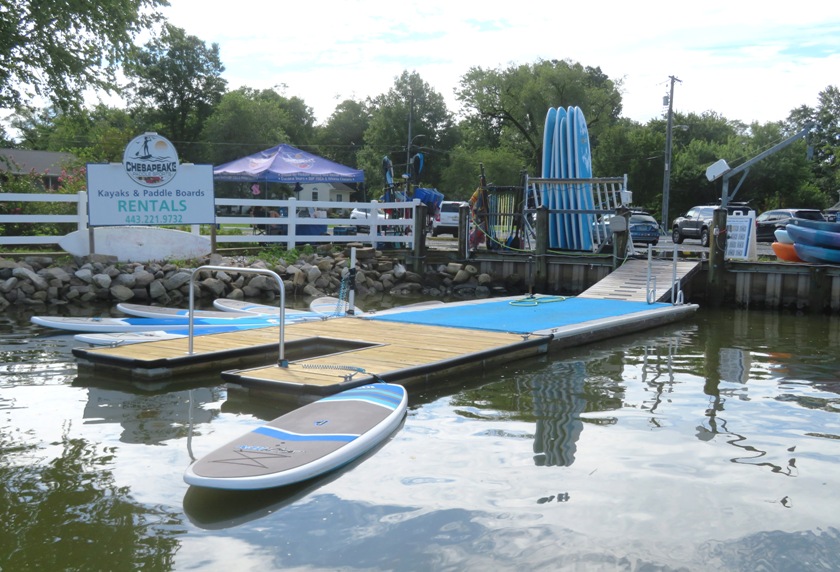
578,256,702,303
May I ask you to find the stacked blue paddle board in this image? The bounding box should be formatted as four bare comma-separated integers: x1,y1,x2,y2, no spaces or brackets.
541,106,595,250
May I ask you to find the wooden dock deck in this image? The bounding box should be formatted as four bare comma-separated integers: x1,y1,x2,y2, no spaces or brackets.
73,314,549,390
578,258,702,303
73,292,699,400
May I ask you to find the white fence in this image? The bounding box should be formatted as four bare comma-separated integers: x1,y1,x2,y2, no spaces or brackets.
0,191,422,250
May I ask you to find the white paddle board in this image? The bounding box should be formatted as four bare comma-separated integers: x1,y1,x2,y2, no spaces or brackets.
116,303,254,319
212,299,291,316
309,296,362,316
31,314,280,333
184,383,408,490
73,312,321,344
58,226,211,262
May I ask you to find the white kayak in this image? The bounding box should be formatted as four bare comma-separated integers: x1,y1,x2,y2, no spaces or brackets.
184,383,407,490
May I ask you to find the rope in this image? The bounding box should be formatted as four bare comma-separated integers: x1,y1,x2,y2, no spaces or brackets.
334,274,349,316
509,294,568,307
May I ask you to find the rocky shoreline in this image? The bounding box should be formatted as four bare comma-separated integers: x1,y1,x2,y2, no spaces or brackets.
0,247,528,309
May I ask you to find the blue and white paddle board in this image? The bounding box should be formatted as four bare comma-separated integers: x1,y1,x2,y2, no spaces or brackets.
184,383,408,490
565,106,581,249
543,108,558,248
116,303,253,319
542,107,556,178
553,108,567,248
31,314,281,333
573,106,594,250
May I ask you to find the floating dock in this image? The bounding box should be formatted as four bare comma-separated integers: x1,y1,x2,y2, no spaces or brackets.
73,295,699,397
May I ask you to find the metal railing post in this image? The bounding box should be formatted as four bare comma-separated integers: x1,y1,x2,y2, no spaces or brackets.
189,266,287,366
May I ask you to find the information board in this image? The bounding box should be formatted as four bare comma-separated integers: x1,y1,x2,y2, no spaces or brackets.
725,213,757,261
86,133,215,226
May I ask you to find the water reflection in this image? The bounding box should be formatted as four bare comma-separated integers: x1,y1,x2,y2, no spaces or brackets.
0,423,183,570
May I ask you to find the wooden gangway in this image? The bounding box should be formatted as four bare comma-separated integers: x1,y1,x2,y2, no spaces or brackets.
578,258,702,303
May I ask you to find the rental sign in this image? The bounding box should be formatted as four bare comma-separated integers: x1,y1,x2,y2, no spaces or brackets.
86,133,215,226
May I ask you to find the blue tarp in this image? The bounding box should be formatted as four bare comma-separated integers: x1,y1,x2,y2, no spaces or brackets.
214,144,365,184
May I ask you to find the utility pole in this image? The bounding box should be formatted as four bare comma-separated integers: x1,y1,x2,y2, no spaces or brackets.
661,75,681,232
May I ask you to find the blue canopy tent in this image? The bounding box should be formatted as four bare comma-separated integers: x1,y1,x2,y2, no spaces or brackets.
213,144,365,184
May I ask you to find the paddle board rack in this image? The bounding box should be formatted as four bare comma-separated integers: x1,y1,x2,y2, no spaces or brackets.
188,266,288,366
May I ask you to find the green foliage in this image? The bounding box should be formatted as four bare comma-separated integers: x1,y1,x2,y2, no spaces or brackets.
441,147,526,200
125,23,227,162
0,0,167,111
199,87,316,165
0,170,78,236
315,99,371,169
357,71,460,195
12,104,140,161
456,59,623,173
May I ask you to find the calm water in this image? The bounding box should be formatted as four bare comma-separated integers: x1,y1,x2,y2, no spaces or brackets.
2,300,840,572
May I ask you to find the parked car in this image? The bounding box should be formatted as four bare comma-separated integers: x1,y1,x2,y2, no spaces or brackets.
672,202,754,247
594,211,660,246
754,208,825,242
350,207,386,232
432,200,467,237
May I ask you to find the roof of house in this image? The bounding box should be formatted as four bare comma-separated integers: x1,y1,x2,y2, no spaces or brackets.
0,148,77,177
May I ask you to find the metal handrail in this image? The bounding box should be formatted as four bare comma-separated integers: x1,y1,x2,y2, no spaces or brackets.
646,245,683,305
188,266,287,366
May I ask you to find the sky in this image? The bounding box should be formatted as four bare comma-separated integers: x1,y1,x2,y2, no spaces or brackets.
156,0,840,127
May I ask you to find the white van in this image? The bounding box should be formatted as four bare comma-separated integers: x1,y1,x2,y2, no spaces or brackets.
432,201,467,237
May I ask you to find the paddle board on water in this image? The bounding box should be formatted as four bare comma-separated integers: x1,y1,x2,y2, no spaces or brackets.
73,312,321,345
116,303,253,319
573,106,594,250
31,314,280,333
73,325,263,346
309,296,362,316
183,383,408,490
58,226,211,262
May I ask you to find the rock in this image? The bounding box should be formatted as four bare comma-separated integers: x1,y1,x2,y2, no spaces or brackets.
12,267,48,290
110,285,135,301
91,273,112,289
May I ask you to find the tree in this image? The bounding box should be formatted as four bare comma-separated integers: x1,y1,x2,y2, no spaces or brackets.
788,85,840,197
0,0,166,111
125,23,227,162
11,104,140,162
456,59,623,173
315,99,371,169
199,87,318,166
357,70,459,196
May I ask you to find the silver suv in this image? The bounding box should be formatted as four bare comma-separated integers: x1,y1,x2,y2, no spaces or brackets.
672,203,754,247
432,201,466,237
